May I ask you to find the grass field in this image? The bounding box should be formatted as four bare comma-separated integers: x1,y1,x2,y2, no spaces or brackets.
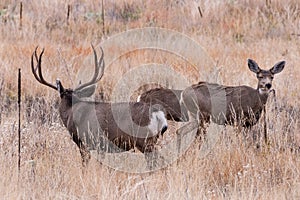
0,0,300,199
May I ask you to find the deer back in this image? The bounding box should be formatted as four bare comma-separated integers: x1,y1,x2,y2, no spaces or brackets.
139,88,188,121
182,82,265,126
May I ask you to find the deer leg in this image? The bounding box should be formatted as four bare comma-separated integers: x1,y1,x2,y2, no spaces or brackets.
138,142,159,171
144,152,157,171
71,132,91,167
247,125,265,149
185,110,201,135
263,106,269,145
196,115,210,138
270,89,278,112
79,145,91,167
196,116,210,150
176,129,183,158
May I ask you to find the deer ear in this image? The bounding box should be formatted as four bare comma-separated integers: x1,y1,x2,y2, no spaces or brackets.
75,85,96,98
248,59,261,73
56,79,65,94
270,61,285,74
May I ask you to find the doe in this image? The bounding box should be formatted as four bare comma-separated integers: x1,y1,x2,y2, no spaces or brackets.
180,59,285,142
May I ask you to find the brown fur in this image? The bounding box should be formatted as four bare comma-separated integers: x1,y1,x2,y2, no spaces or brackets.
139,88,188,122
181,59,285,141
181,83,268,127
31,46,168,168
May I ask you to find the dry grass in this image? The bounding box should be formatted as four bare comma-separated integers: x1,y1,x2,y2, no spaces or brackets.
0,0,300,199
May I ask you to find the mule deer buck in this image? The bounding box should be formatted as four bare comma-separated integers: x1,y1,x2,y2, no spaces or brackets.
137,88,188,122
31,45,168,168
180,59,285,143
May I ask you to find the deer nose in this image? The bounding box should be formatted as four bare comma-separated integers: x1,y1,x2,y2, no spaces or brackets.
266,83,272,89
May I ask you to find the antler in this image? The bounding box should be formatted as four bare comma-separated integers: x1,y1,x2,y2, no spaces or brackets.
31,46,57,90
75,45,105,91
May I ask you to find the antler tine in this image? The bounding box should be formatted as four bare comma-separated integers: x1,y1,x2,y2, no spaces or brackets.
94,45,105,83
31,46,42,82
76,45,105,90
31,46,57,90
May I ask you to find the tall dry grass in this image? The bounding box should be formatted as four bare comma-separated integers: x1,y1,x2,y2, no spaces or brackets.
0,0,300,199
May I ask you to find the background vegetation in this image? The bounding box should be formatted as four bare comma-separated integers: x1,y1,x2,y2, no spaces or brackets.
0,0,299,199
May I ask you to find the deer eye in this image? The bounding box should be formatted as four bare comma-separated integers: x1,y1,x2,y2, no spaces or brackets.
270,76,274,80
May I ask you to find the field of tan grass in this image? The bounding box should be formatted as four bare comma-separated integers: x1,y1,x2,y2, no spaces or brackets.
0,0,300,199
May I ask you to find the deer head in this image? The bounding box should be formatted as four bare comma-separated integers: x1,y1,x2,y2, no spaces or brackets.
248,59,285,95
31,45,105,103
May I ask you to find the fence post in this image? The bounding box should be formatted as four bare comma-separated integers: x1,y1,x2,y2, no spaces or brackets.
18,68,21,177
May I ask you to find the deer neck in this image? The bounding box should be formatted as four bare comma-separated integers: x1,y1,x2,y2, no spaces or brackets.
257,88,269,105
58,97,77,127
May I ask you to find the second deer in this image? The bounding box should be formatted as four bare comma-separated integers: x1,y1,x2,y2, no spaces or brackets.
180,59,285,142
138,59,285,143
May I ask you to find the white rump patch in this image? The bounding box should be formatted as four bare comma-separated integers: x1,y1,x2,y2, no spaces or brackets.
136,95,141,102
148,111,168,135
